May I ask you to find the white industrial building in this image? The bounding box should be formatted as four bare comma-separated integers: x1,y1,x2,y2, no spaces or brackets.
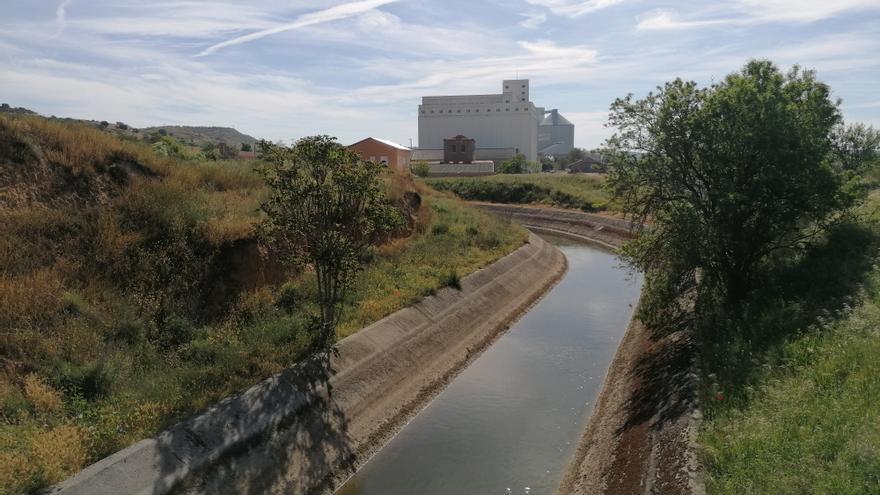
417,79,574,163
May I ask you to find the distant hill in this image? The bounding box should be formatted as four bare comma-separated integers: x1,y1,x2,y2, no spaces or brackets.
0,103,37,115
1,104,260,150
141,126,259,148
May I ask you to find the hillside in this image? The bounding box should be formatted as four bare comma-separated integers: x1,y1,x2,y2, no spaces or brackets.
0,104,259,150
0,114,527,495
140,125,259,148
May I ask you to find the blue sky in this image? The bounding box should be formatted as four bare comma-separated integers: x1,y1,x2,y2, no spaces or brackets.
1,0,878,148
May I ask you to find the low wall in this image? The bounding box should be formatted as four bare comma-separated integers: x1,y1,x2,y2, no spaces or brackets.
50,233,567,495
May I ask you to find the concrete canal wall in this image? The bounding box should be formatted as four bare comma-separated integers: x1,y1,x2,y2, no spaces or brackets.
470,202,702,495
50,233,567,495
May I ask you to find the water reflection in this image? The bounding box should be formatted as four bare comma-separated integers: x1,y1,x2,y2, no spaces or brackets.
336,235,642,494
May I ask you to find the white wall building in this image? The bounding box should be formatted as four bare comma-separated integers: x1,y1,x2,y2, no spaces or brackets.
418,79,547,162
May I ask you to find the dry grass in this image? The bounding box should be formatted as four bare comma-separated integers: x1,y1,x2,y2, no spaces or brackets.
30,425,89,483
0,116,528,494
22,375,63,416
0,115,166,176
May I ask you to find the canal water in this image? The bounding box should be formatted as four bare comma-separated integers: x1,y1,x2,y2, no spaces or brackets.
336,234,642,495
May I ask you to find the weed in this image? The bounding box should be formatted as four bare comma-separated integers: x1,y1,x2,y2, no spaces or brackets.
22,374,63,416
440,270,462,290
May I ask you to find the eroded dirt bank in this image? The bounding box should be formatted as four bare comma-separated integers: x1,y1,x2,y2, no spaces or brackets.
474,203,702,495
51,233,566,495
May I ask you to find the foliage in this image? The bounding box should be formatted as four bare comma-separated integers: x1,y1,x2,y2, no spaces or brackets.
498,153,534,174
257,136,405,351
426,173,609,211
699,213,880,493
831,122,880,173
605,60,861,325
151,135,190,159
241,142,252,152
0,116,527,495
411,159,431,177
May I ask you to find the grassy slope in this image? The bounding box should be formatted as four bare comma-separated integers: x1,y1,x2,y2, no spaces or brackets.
424,173,613,211
0,116,527,494
699,196,880,494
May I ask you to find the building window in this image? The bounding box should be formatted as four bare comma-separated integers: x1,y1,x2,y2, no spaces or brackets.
421,110,425,114
505,100,510,103
457,109,461,113
506,108,510,111
505,85,509,89
467,109,470,112
515,108,519,111
521,84,526,88
476,109,480,112
430,110,434,113
521,98,526,101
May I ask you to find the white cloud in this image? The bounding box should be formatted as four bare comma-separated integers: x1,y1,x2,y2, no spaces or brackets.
637,0,880,31
197,0,400,56
525,0,627,18
54,0,73,37
636,10,731,31
520,12,547,28
735,0,880,23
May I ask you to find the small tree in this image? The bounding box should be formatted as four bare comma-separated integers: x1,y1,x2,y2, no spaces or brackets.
499,153,528,174
411,160,431,177
258,136,404,351
604,60,860,323
241,142,252,152
831,122,880,172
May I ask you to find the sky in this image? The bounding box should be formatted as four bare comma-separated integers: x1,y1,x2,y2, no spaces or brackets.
1,0,878,149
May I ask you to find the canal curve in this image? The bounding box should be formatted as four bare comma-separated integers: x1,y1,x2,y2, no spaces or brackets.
336,233,642,495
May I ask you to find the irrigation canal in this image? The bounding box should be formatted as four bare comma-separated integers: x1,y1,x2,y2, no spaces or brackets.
336,233,642,495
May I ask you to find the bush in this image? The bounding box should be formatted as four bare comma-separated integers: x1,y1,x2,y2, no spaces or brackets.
411,160,431,177
427,178,595,210
431,223,449,235
50,361,115,400
440,269,461,290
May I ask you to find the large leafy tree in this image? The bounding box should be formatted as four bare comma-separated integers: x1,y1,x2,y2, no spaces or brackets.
258,136,403,351
604,60,861,323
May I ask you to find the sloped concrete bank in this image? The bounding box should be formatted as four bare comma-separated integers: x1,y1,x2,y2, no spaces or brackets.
474,202,703,495
472,202,634,250
49,233,566,495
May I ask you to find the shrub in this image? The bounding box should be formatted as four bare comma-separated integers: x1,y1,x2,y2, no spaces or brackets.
23,374,63,415
0,380,30,421
50,361,115,400
440,269,462,290
431,223,449,235
150,314,195,351
30,424,89,484
411,160,431,177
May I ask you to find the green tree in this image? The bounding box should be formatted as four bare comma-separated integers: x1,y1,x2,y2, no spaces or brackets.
831,122,880,172
411,160,431,177
241,142,252,152
258,136,404,351
499,153,530,174
604,60,860,323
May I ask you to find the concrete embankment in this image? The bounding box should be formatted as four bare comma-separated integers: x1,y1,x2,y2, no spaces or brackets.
474,202,702,495
472,202,634,250
50,233,566,495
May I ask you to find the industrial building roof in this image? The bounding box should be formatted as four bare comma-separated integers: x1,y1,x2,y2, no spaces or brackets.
349,137,411,151
540,110,573,127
